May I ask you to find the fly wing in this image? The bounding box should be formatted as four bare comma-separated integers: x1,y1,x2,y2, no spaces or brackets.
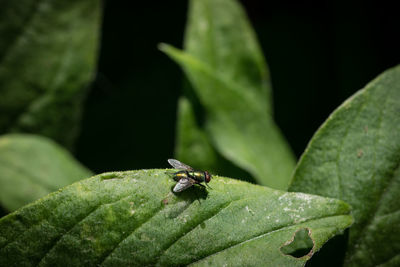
168,159,194,171
173,177,195,193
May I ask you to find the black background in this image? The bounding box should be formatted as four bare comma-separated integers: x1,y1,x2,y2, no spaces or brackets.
76,0,400,175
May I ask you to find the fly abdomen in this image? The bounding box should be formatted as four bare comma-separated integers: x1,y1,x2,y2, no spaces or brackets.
173,171,189,181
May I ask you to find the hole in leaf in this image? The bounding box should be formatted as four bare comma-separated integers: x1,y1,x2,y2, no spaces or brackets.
281,228,314,258
305,229,349,267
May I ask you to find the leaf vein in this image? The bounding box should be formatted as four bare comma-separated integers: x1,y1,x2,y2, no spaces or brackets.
346,91,400,264
154,195,245,265
376,252,400,267
335,95,368,199
98,201,166,265
36,194,133,265
0,0,43,64
189,214,347,265
376,208,400,220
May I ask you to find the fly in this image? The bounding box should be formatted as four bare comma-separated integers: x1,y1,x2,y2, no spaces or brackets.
167,159,212,193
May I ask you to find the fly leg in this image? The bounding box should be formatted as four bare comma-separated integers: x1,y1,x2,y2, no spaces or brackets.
197,182,212,190
197,183,206,189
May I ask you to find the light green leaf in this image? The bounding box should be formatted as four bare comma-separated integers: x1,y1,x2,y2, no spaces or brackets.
0,170,352,266
289,65,400,266
0,0,101,148
161,44,295,189
0,134,93,212
163,0,296,189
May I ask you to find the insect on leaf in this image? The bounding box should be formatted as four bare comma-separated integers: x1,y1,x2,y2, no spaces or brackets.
0,170,352,266
162,0,296,189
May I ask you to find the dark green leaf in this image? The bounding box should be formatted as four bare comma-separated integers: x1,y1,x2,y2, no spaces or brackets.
0,170,352,266
0,134,93,212
0,0,101,148
289,65,400,266
163,0,296,189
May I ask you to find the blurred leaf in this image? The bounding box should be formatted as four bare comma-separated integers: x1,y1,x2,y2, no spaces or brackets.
175,97,221,173
0,134,93,212
184,0,272,113
289,65,400,266
0,0,101,148
175,96,256,183
0,170,352,266
161,44,295,189
163,0,295,189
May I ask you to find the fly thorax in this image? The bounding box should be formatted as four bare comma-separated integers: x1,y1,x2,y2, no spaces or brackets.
189,171,205,181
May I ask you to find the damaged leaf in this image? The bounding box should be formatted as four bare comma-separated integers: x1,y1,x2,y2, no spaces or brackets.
0,170,352,266
280,228,314,258
289,65,400,266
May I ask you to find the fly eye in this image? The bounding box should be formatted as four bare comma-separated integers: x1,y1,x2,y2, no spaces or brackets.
205,172,211,183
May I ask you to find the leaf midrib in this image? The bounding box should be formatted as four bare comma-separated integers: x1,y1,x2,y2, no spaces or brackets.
162,45,266,115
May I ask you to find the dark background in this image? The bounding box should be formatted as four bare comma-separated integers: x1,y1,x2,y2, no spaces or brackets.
76,0,400,174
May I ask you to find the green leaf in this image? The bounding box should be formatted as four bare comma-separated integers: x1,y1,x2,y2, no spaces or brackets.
163,0,296,189
0,170,352,266
175,96,219,171
175,96,257,183
0,0,101,148
289,65,400,266
161,44,295,189
184,0,272,113
0,134,93,212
